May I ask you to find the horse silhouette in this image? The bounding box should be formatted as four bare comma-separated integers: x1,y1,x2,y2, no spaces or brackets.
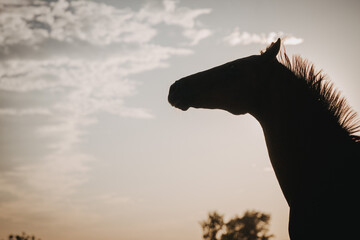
168,39,359,239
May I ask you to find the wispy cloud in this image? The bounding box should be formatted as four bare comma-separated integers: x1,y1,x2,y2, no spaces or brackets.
183,28,212,46
137,0,212,45
0,0,210,225
137,0,211,28
223,28,304,46
0,108,51,116
0,0,155,46
0,0,212,47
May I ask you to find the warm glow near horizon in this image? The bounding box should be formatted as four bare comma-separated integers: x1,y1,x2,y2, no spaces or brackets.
0,1,359,240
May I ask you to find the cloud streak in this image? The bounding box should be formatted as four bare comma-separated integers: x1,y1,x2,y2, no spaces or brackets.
0,0,154,46
137,0,212,45
223,28,304,46
0,108,51,116
0,0,212,47
0,0,209,226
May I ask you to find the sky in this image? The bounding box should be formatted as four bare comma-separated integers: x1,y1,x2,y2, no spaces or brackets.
0,0,359,240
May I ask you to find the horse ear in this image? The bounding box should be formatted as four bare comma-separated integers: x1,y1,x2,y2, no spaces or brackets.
262,38,281,60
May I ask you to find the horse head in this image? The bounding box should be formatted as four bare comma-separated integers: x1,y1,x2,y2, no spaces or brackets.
168,38,281,115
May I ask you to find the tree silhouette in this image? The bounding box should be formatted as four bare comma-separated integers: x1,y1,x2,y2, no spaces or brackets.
200,210,274,240
200,211,225,240
8,232,40,240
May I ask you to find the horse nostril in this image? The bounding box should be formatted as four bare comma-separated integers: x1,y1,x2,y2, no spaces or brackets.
170,81,180,93
168,82,179,104
168,79,191,111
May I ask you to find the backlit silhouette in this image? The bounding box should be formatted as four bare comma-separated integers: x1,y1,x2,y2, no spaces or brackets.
168,39,359,239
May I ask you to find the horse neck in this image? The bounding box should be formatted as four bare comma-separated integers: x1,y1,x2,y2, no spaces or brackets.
250,65,355,206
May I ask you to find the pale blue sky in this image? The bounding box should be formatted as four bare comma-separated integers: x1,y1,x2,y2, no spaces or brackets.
0,1,359,240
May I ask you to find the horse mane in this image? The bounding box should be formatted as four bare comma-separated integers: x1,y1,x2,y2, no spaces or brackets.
262,41,360,142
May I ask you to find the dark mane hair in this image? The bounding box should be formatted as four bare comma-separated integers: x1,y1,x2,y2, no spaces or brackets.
263,42,360,142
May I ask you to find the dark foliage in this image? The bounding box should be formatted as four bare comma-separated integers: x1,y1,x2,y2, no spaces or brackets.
8,232,40,240
200,210,274,240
